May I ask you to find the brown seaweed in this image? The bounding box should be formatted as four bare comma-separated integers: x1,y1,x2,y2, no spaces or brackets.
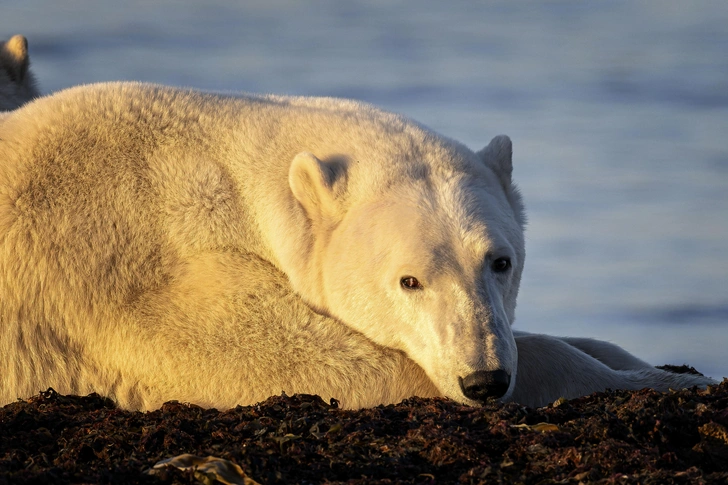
1,381,727,484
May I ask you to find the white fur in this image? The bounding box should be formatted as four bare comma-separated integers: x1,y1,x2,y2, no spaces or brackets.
0,35,39,111
0,82,715,410
511,331,715,407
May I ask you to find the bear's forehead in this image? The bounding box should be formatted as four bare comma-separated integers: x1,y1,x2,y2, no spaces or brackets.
373,175,515,249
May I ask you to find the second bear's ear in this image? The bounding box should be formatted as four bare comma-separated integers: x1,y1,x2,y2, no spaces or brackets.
289,152,341,221
476,135,513,188
0,35,31,83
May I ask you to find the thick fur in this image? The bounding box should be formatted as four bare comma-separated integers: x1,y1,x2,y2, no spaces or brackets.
0,35,39,111
0,83,715,410
0,82,526,407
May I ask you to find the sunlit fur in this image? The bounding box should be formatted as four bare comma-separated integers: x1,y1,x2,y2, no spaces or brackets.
0,35,39,112
0,83,715,410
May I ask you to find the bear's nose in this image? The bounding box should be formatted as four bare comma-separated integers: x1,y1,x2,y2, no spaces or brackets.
459,370,511,402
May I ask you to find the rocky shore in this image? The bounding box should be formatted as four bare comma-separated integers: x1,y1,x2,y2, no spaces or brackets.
2,378,727,484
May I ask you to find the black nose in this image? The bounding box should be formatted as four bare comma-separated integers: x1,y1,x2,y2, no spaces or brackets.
459,369,511,402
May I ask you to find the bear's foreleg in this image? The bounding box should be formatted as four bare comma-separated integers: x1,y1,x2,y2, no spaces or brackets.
103,250,441,410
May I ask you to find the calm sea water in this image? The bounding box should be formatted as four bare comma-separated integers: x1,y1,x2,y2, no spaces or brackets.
3,1,727,379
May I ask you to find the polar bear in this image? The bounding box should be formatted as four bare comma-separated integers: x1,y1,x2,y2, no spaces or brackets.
0,82,715,410
0,35,39,111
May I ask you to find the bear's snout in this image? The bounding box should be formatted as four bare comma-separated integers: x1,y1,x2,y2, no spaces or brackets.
459,369,511,402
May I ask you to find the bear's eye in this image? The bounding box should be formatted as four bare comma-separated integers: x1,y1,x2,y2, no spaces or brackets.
400,276,422,290
492,257,511,273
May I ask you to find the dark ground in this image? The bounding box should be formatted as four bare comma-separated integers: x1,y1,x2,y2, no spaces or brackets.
1,376,727,484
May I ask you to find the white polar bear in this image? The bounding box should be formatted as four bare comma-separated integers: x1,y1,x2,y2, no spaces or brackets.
0,35,39,111
0,82,715,410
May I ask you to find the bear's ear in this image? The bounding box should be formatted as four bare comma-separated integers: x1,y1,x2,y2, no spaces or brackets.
0,35,31,83
477,135,526,228
289,152,341,221
476,135,513,187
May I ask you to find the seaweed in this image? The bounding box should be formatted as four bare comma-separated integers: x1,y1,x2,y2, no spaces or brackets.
1,381,727,484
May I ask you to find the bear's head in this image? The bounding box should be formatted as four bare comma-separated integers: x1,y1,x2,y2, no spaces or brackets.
287,132,525,406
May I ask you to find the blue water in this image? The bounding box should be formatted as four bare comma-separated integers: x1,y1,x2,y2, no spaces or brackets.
3,1,727,379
